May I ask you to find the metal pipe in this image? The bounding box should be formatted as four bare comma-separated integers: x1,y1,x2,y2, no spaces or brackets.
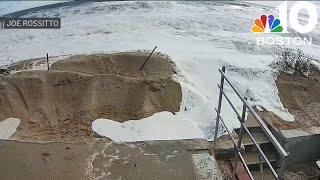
232,102,247,179
238,101,247,149
212,67,225,152
259,145,264,180
238,151,254,180
215,109,238,148
217,84,241,119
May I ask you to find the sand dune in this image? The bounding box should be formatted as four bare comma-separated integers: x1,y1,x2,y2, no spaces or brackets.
0,52,182,141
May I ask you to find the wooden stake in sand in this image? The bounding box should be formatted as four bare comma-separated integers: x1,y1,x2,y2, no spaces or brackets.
46,53,50,70
140,46,157,70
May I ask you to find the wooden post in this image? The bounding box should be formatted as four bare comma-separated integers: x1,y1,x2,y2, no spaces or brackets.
140,46,157,70
46,53,49,70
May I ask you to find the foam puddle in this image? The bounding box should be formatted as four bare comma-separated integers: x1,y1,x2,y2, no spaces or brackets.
0,118,20,139
92,111,204,142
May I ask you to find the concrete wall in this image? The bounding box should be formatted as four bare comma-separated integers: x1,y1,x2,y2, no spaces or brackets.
275,129,320,166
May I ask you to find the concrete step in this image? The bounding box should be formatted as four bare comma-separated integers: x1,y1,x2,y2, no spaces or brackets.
251,169,276,180
245,113,261,128
213,132,245,160
241,151,277,166
232,157,277,180
242,132,271,146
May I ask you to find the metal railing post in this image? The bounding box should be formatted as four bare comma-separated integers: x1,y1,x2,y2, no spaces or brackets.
259,145,264,180
238,99,247,149
232,100,247,179
213,66,226,152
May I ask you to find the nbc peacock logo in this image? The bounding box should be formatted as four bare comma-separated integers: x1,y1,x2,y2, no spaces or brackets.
251,14,283,33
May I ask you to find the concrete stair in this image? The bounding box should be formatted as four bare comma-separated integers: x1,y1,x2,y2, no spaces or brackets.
215,114,280,180
241,132,270,146
241,151,277,166
237,115,279,179
251,169,276,180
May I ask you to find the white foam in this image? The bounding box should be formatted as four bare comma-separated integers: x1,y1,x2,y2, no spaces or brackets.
0,118,20,140
92,111,204,142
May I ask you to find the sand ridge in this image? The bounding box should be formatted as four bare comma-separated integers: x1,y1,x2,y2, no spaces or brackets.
260,68,320,134
0,52,182,141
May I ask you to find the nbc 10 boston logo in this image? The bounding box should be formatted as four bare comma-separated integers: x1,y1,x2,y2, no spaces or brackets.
252,1,318,46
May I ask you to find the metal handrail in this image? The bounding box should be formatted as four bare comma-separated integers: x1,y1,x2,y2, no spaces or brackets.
213,66,289,180
240,120,278,178
217,84,241,119
218,68,288,158
215,109,254,180
217,85,279,178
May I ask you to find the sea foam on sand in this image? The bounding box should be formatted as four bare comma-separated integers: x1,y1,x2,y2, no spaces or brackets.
0,118,20,139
